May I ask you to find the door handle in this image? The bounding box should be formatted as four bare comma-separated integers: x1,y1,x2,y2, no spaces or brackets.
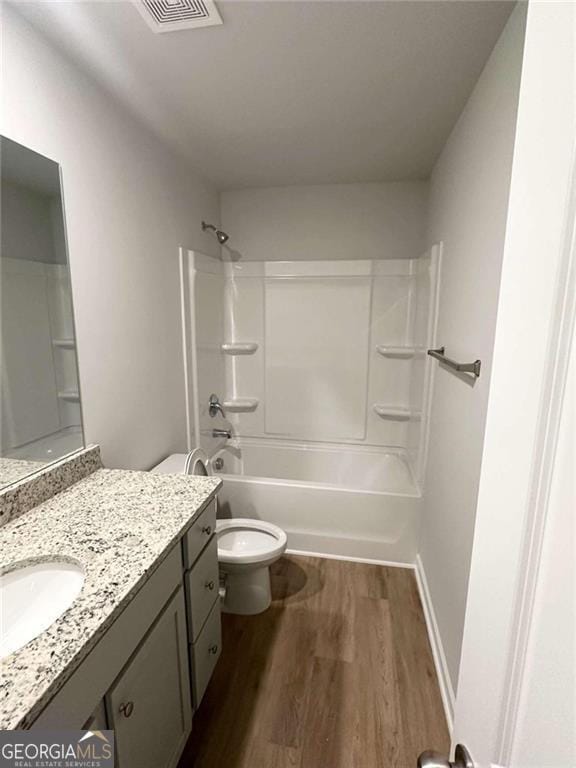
417,744,475,768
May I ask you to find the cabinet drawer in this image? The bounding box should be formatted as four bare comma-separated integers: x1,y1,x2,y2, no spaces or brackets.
183,498,216,568
185,536,219,642
190,599,221,708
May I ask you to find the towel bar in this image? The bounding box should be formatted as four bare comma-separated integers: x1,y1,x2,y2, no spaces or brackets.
427,347,481,378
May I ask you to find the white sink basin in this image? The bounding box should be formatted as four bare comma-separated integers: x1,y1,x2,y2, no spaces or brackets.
0,560,85,659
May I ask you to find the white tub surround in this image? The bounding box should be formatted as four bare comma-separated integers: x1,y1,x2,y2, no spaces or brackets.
179,250,439,563
183,253,439,464
226,258,429,449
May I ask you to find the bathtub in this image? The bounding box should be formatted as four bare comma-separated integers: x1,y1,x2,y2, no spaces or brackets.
211,438,420,564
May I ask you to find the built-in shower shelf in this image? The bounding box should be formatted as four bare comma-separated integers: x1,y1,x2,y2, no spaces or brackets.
373,404,419,421
223,398,259,413
57,390,80,403
221,342,259,355
52,339,76,349
376,345,424,359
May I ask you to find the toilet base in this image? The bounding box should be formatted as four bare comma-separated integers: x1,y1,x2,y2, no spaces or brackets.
221,566,272,615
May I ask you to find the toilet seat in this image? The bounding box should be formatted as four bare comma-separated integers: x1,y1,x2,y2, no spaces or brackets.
216,519,287,566
184,448,212,477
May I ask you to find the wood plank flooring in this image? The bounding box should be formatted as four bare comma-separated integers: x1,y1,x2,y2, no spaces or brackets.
178,555,449,768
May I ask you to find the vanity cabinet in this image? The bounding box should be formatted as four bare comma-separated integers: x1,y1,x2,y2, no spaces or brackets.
107,587,192,768
32,493,222,768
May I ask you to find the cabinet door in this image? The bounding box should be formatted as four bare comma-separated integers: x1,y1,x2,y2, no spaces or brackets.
82,700,107,731
107,587,192,768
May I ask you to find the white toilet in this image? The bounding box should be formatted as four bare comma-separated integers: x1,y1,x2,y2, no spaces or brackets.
216,518,287,615
151,450,287,615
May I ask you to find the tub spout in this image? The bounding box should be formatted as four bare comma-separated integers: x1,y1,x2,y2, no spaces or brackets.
212,429,231,439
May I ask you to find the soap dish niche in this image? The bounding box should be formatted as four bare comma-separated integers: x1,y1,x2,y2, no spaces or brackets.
57,390,81,403
52,339,76,349
376,345,424,359
221,342,258,355
373,404,420,421
223,398,259,413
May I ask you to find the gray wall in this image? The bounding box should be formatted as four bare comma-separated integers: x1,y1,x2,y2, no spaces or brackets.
2,6,221,471
420,3,526,702
221,182,428,261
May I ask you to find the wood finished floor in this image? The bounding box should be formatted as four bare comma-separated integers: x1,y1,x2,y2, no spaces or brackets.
179,555,449,768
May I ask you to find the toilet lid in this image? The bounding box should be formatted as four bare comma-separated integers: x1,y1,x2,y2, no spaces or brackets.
184,448,212,476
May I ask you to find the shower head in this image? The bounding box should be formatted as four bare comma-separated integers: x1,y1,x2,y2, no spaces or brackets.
202,221,229,245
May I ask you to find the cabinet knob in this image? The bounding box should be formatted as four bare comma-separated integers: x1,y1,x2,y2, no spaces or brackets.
209,644,219,655
201,525,212,536
119,701,135,718
205,580,215,591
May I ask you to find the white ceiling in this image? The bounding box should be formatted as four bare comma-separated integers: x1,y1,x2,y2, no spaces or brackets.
15,0,515,190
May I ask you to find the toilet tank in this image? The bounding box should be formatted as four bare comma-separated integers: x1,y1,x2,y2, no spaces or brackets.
150,453,188,474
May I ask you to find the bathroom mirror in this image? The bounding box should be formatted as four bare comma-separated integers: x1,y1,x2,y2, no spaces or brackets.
0,137,84,488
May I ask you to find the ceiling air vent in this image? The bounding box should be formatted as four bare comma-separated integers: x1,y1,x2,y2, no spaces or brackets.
134,0,223,33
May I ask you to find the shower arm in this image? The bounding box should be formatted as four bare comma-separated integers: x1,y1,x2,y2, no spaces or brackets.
202,221,229,245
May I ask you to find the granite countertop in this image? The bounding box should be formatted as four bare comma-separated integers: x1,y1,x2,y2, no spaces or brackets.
0,467,221,730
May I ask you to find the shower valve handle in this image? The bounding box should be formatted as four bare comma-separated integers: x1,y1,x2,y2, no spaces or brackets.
209,394,225,418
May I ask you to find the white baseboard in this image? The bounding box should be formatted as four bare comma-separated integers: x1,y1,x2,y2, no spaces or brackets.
286,549,416,569
414,554,455,733
286,548,415,569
